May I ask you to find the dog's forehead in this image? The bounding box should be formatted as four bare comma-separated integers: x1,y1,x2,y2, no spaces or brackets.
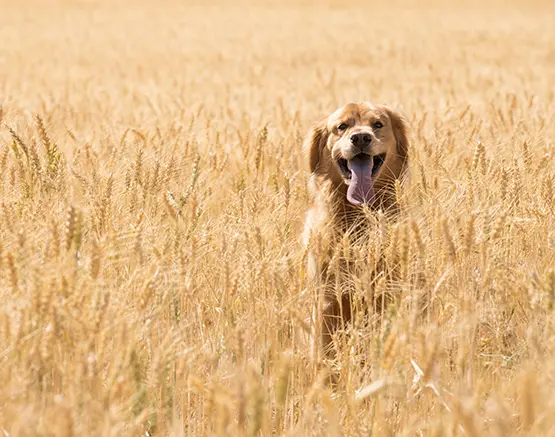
330,102,383,122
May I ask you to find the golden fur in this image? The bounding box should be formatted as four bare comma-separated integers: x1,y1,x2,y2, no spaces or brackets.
302,102,410,372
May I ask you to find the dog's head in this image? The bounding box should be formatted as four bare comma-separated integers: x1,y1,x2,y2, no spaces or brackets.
304,102,409,207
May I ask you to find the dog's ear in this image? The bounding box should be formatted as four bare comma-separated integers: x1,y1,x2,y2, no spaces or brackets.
383,106,409,160
303,117,329,174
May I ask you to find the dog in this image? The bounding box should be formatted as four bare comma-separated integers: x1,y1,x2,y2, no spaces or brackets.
301,102,409,374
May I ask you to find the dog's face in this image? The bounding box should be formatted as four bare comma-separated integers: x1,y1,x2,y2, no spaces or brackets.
305,102,409,207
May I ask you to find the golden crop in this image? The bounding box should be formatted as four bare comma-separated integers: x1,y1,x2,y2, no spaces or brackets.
0,0,554,435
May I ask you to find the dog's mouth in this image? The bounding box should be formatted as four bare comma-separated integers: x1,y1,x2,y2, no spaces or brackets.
337,153,386,181
337,153,386,206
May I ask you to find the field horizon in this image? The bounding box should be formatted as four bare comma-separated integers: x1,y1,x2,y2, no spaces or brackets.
1,0,554,436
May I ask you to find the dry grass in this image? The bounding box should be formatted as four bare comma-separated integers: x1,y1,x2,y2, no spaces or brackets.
0,0,554,435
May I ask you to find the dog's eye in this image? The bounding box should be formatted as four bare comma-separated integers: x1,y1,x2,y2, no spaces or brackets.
337,123,348,131
373,121,383,129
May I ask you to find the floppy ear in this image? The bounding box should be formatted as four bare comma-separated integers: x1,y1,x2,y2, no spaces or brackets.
384,106,409,161
303,117,329,174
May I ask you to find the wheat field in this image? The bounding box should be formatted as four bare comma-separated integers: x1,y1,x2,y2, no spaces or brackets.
0,0,554,435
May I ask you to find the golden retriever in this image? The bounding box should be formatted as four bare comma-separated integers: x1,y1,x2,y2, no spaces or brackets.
302,102,409,373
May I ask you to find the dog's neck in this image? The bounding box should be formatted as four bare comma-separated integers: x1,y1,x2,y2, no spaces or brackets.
311,176,400,235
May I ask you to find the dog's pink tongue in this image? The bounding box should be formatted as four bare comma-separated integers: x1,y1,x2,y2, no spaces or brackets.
347,155,375,206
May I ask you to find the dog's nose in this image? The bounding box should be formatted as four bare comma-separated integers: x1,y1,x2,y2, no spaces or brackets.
350,132,372,147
